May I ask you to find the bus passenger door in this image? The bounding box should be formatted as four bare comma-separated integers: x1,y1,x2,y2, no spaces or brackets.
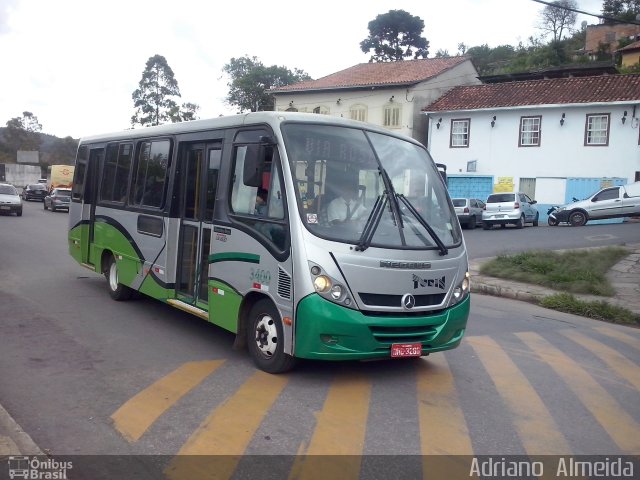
176,143,221,310
81,148,102,266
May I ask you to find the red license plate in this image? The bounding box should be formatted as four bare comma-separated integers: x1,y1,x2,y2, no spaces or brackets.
391,343,422,358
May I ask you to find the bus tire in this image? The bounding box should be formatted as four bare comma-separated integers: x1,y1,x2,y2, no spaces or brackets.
246,299,296,374
105,255,133,301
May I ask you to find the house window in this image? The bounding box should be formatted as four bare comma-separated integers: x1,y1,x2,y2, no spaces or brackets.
383,105,401,128
350,105,367,122
450,119,470,148
313,106,329,115
519,116,541,147
585,113,610,146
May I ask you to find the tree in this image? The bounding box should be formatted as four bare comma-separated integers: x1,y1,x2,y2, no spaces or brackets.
223,56,311,112
538,0,578,43
131,54,200,127
602,0,640,23
360,10,429,62
3,111,42,160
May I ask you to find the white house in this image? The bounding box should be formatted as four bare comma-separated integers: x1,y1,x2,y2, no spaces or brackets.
270,57,480,143
423,74,640,219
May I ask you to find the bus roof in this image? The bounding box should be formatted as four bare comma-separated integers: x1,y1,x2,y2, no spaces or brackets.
79,111,423,146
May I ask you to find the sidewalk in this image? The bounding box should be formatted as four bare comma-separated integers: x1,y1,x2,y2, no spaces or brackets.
0,403,42,457
470,242,640,316
2,244,639,458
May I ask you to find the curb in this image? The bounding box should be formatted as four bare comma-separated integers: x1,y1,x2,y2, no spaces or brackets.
0,403,43,456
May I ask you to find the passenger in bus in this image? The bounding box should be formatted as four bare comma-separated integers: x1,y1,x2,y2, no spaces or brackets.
254,188,268,216
327,181,365,225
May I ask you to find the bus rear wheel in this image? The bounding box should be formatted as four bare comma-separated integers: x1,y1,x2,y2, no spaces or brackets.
105,255,133,301
247,299,296,374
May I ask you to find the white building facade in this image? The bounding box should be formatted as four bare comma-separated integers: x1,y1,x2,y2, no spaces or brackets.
271,57,480,143
424,74,640,220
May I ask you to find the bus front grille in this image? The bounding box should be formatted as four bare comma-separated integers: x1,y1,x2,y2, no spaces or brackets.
358,293,445,308
369,325,438,345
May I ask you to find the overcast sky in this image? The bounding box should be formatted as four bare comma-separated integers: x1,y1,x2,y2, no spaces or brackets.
0,0,604,138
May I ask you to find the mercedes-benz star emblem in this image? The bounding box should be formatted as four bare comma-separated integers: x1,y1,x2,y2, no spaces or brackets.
401,294,416,310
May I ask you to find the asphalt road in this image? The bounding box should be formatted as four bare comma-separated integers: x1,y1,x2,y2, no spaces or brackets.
462,220,640,259
1,201,639,479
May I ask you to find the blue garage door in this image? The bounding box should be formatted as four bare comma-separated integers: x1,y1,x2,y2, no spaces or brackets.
447,176,493,201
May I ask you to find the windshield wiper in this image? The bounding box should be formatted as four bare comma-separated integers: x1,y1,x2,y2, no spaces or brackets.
355,194,386,251
378,167,407,244
397,194,449,256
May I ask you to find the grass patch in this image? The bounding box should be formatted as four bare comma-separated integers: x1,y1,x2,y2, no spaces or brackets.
540,293,640,326
479,247,629,296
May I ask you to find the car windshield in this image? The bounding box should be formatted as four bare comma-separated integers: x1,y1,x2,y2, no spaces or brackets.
282,123,460,249
0,185,17,195
487,194,515,203
452,199,467,207
54,190,71,197
29,184,46,190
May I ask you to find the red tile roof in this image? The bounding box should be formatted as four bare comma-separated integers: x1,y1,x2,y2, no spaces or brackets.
617,40,640,52
271,57,470,93
423,74,640,112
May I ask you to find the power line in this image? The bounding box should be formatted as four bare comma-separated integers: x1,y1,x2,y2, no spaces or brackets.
530,0,640,26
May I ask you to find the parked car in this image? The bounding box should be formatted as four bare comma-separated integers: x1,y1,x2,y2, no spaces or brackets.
482,192,539,229
22,183,48,201
452,197,484,229
0,183,23,216
44,188,72,212
548,182,640,226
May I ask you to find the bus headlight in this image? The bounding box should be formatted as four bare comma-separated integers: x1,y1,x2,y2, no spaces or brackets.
450,271,470,306
309,262,356,309
314,275,331,293
330,285,343,300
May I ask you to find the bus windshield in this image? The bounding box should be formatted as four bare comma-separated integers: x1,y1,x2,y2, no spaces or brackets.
282,123,461,249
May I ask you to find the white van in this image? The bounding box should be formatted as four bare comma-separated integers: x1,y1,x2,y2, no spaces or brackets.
549,182,640,226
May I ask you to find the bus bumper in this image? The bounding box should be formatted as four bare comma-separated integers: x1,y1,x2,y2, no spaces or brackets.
294,294,470,360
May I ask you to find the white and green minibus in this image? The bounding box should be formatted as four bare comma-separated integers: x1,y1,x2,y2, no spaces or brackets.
68,112,470,373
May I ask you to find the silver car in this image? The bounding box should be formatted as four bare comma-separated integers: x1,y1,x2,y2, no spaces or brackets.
44,188,72,212
452,198,484,229
482,192,539,229
0,183,23,216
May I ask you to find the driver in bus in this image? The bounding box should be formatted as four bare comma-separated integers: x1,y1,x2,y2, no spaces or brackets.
327,181,365,225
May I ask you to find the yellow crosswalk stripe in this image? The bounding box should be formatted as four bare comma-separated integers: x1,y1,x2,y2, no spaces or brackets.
165,370,288,480
416,355,472,455
592,326,640,351
289,374,371,480
468,336,571,455
416,355,473,480
562,330,640,391
111,359,223,442
517,332,640,453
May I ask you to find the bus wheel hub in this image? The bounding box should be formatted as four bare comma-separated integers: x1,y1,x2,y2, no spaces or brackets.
255,315,277,357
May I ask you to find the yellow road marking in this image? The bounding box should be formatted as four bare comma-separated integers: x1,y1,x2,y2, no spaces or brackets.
165,370,288,480
291,374,371,480
563,330,640,391
111,360,223,442
468,336,571,459
517,332,640,453
416,355,472,455
593,326,640,351
416,355,473,480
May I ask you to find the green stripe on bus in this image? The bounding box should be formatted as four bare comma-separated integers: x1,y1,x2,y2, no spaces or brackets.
209,252,260,264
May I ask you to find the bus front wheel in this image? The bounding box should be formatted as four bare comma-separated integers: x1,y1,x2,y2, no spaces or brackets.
105,255,133,301
247,299,296,374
